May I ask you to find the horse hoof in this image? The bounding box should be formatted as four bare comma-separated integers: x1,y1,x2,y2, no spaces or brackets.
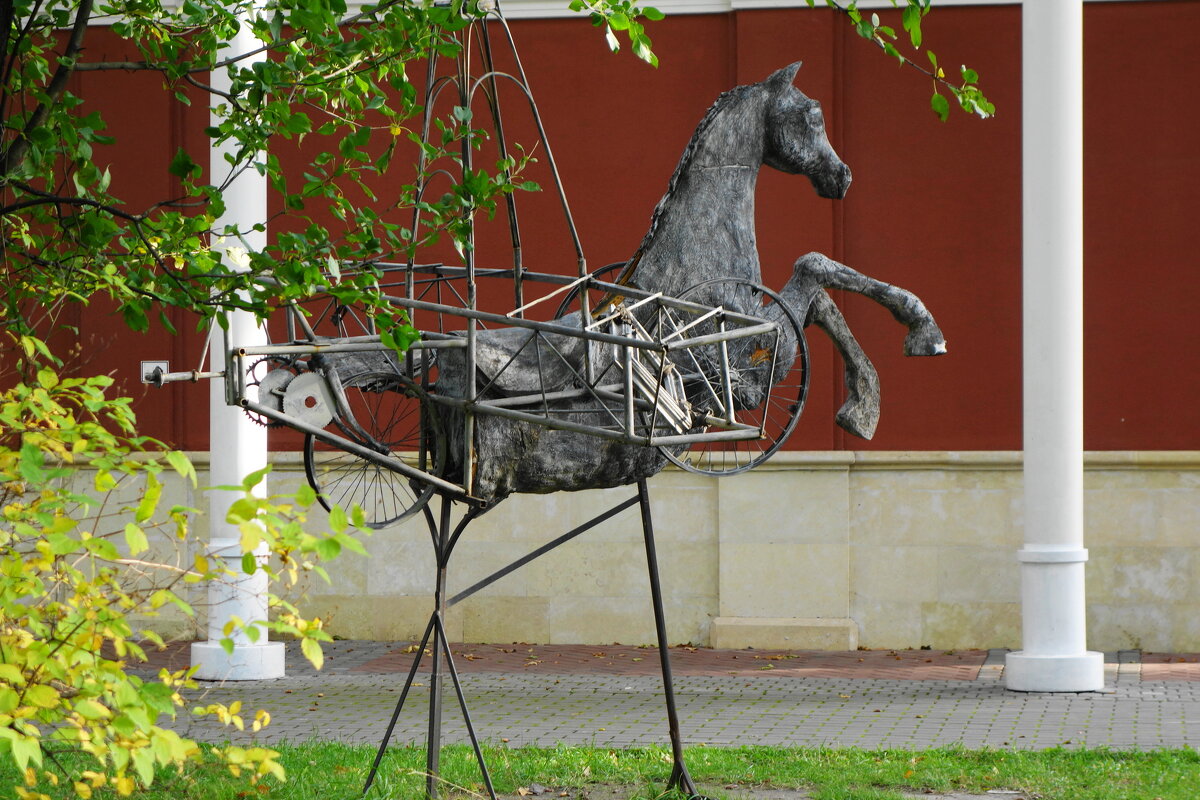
835,402,883,441
836,400,879,440
903,325,948,357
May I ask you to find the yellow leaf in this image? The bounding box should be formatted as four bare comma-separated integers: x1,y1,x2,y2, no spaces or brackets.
113,775,135,797
123,523,148,556
74,699,110,721
0,664,26,685
301,637,324,671
25,684,60,709
239,522,262,553
73,782,93,799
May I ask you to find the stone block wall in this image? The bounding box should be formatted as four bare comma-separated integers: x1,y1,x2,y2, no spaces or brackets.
163,451,1198,651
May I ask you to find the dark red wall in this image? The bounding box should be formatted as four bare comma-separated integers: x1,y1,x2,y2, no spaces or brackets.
77,3,1200,452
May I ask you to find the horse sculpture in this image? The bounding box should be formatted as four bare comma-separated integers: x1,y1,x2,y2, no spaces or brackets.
291,60,950,800
432,62,945,502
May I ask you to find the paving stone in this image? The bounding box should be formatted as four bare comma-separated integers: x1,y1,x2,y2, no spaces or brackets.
152,643,1200,752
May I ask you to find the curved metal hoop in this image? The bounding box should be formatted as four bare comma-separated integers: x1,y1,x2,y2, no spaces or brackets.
658,278,809,476
304,371,445,528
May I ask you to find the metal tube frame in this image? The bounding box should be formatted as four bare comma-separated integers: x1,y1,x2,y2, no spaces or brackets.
363,484,704,800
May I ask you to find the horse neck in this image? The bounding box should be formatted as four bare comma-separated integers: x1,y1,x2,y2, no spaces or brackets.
622,87,768,299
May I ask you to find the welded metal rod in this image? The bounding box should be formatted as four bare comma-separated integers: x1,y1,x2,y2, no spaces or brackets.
426,497,453,799
241,398,467,496
431,393,760,445
434,614,497,800
447,495,640,607
363,614,437,794
637,479,700,797
236,338,463,356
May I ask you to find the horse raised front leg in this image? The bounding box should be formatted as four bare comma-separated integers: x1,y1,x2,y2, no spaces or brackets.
808,291,881,440
792,252,947,357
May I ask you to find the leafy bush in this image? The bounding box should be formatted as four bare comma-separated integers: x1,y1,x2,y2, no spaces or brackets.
0,335,357,798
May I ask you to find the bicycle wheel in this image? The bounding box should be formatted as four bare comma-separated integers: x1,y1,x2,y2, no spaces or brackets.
303,371,444,528
656,278,808,476
553,261,628,319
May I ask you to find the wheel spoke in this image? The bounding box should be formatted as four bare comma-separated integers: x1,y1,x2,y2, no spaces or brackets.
657,279,808,476
304,371,443,528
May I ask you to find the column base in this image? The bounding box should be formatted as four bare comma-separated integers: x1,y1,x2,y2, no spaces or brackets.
191,641,286,681
1004,650,1104,692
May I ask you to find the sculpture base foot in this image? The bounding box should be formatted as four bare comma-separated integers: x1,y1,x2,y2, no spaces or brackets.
191,641,285,681
1004,650,1104,692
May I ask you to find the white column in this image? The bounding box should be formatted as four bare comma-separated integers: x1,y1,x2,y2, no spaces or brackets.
1005,0,1102,692
191,13,285,681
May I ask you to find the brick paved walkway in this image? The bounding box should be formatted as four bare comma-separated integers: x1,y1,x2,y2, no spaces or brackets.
350,643,989,681
151,642,1200,752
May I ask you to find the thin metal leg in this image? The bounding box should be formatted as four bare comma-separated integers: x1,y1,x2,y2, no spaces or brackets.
637,480,703,798
434,614,497,800
426,496,453,799
363,614,436,794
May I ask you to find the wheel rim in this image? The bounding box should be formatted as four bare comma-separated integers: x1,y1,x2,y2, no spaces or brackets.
304,371,443,528
656,279,809,476
553,261,628,319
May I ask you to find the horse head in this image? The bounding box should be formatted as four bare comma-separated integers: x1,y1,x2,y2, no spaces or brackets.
762,62,852,199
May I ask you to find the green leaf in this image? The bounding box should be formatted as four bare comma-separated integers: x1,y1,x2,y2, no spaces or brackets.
930,92,950,122
169,148,198,178
314,537,341,560
25,683,60,708
328,504,348,534
132,745,156,785
74,699,111,720
47,532,80,555
902,3,922,48
337,532,368,556
166,451,196,486
642,6,665,21
241,464,271,491
11,734,42,771
124,523,149,555
295,483,317,506
284,112,312,135
0,664,25,686
95,469,117,492
228,497,258,524
136,473,162,522
17,441,46,484
241,551,257,575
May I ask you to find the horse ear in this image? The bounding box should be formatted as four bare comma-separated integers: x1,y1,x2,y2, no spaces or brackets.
766,61,802,92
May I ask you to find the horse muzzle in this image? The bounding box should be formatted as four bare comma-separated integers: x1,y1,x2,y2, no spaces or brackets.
813,161,852,199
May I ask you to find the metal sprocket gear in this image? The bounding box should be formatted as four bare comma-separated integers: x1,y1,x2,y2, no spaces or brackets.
244,356,297,427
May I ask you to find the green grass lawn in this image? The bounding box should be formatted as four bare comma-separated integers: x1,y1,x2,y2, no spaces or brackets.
5,743,1197,800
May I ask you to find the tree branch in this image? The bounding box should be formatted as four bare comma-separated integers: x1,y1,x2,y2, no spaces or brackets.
5,181,144,224
0,0,95,177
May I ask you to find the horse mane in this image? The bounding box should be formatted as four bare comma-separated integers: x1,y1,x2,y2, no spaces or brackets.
616,83,757,288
